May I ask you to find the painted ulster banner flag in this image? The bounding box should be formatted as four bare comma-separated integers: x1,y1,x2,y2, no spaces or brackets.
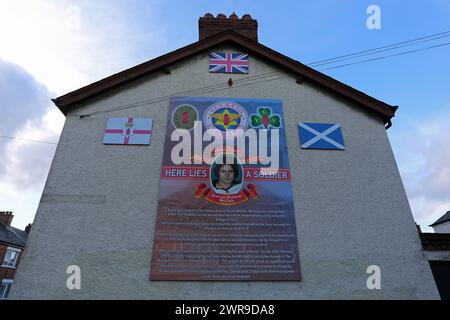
103,117,153,145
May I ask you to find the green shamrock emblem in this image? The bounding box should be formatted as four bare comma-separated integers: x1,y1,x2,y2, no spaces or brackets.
251,108,281,128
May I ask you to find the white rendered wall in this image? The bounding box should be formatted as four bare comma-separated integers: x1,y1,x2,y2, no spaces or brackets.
10,45,440,299
433,222,450,233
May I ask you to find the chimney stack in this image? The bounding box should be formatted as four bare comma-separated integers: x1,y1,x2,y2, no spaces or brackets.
199,13,258,42
415,223,422,234
25,223,32,233
0,211,14,226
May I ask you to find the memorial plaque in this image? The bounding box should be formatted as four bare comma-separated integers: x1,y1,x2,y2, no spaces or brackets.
150,97,301,281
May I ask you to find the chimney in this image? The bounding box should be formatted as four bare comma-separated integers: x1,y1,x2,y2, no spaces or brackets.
199,13,258,42
25,223,32,233
416,223,422,234
0,211,14,226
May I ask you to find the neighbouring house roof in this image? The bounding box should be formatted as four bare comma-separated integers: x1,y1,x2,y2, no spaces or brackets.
420,232,450,251
0,221,28,248
52,29,398,124
430,211,450,227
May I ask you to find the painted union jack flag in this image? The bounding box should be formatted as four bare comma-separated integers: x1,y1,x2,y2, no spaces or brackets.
209,52,249,74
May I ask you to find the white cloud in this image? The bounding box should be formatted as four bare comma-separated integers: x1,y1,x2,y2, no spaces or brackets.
0,60,63,228
1,109,63,190
0,1,166,228
0,0,166,95
0,63,57,231
391,111,450,231
0,59,58,178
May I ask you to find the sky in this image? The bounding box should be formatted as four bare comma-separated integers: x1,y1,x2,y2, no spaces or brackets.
0,0,449,232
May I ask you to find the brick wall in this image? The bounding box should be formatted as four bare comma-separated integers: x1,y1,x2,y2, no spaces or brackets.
0,244,22,283
198,13,258,41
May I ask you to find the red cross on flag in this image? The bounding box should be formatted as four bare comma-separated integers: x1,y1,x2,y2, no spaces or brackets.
103,118,153,145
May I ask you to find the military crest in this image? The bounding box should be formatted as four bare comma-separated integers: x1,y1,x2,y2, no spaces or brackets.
203,101,248,132
172,104,199,130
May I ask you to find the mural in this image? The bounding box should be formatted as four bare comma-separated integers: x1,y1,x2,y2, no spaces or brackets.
150,97,301,281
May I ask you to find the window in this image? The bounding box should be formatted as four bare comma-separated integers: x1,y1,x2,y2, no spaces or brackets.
0,279,13,300
1,247,21,268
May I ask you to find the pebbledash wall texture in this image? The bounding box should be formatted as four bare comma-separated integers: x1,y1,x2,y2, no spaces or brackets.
11,15,440,299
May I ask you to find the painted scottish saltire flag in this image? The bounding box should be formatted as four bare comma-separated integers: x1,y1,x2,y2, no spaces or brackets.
209,52,249,74
298,122,345,150
103,118,153,145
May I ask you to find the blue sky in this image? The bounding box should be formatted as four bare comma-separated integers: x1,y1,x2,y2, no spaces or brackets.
0,0,449,231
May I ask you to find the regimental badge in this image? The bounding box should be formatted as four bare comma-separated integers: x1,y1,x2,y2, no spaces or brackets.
172,104,199,131
250,107,282,129
203,101,248,132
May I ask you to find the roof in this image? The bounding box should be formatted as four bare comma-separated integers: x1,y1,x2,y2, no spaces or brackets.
420,232,450,250
0,221,28,248
430,211,450,227
52,30,398,123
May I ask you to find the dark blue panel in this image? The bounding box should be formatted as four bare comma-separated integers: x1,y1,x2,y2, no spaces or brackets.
298,122,345,150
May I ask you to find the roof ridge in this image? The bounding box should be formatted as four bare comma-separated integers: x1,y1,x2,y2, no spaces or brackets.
52,29,397,123
430,211,450,227
0,221,28,247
